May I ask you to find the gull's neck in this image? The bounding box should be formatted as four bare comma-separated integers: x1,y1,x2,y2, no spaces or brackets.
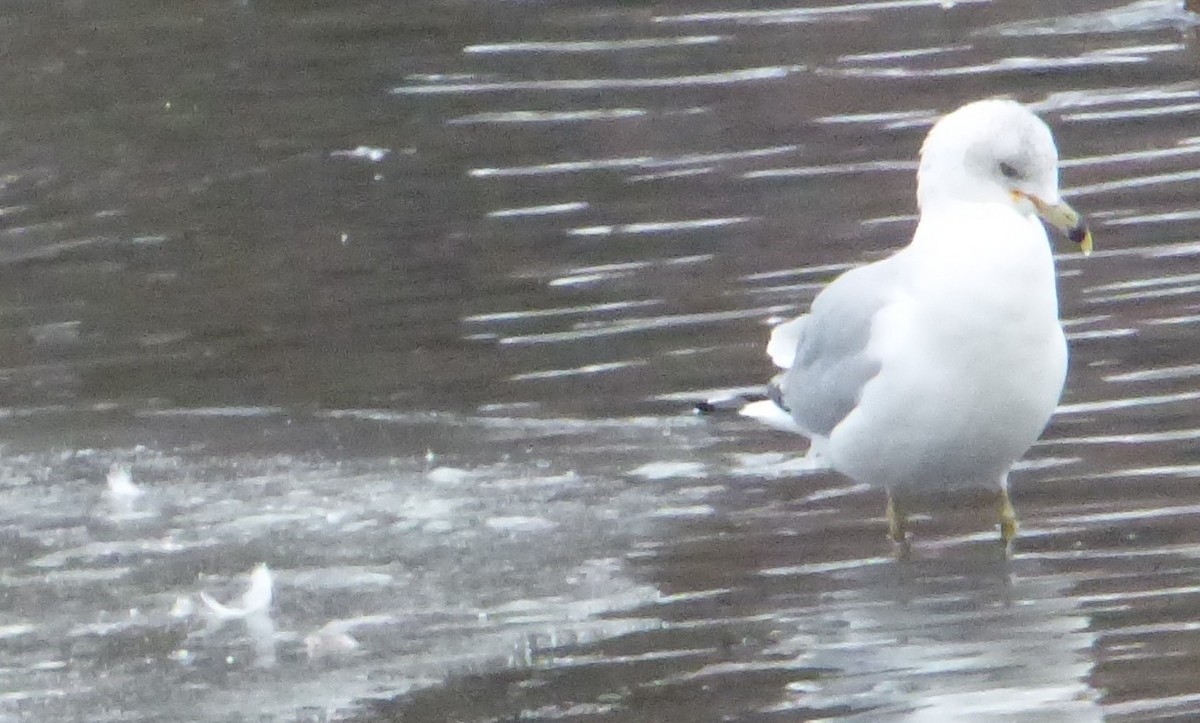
909,199,1055,286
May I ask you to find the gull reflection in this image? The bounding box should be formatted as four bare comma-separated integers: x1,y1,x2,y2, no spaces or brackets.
623,471,1104,721
766,545,1101,720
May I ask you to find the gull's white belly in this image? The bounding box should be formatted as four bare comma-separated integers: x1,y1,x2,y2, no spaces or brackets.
826,245,1068,490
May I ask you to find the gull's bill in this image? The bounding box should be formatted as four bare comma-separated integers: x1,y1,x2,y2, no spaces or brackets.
1021,192,1093,255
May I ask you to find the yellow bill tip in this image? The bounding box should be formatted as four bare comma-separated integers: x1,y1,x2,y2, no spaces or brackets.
1069,225,1093,256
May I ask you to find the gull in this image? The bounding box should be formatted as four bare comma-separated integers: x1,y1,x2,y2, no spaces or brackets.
720,99,1092,545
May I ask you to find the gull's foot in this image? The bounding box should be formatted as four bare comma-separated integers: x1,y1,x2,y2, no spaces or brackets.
886,489,911,547
998,487,1018,548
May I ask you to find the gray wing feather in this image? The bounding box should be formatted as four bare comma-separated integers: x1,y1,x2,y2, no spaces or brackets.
778,253,907,437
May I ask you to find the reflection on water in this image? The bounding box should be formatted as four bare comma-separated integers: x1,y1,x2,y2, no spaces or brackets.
1,0,1200,719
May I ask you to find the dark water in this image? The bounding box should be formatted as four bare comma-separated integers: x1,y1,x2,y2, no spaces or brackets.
3,0,1200,720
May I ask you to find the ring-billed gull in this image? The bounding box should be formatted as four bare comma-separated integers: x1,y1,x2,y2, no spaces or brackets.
717,99,1091,545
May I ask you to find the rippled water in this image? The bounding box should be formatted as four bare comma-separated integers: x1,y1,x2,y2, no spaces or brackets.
3,0,1200,720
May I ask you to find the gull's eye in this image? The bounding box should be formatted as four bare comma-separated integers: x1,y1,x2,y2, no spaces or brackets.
999,161,1021,179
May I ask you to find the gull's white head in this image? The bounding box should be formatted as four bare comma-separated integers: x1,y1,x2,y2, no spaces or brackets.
917,98,1091,254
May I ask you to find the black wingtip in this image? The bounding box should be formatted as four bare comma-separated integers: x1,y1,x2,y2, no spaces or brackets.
693,393,769,415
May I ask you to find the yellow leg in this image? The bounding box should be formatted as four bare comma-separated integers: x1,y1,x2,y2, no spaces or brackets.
886,488,909,545
998,486,1018,545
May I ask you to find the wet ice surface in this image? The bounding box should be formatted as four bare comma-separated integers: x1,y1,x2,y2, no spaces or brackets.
0,417,670,720
3,0,1200,720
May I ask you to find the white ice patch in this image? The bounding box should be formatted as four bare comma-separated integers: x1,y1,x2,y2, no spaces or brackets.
628,461,708,480
485,516,558,533
329,146,390,162
105,464,142,502
198,563,277,667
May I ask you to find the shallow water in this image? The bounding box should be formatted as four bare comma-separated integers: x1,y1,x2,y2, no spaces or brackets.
3,0,1200,720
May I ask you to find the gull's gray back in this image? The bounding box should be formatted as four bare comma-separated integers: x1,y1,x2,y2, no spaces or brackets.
778,253,909,438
